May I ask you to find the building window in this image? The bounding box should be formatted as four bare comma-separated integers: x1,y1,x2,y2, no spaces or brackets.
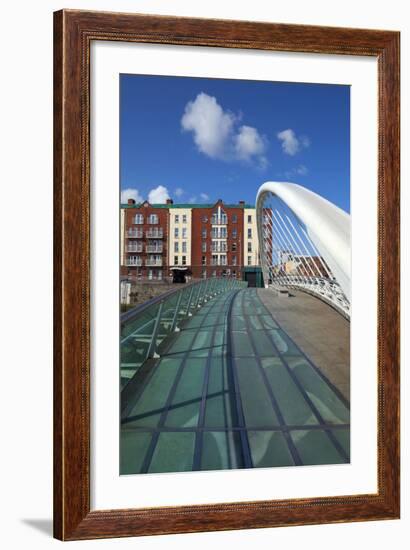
182,214,187,223
220,255,227,266
232,243,237,252
248,228,252,239
248,256,252,266
202,256,206,266
232,228,237,239
248,214,252,223
148,214,158,224
202,228,207,239
134,214,144,224
174,242,179,253
202,216,208,223
182,227,187,239
232,214,237,223
174,256,179,265
182,241,187,253
211,255,218,266
202,242,207,252
232,256,237,266
247,242,252,253
174,227,179,238
182,255,187,265
220,227,227,238
202,269,207,279
175,214,179,223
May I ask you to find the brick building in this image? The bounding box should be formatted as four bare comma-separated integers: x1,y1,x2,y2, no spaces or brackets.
121,198,170,281
121,198,260,281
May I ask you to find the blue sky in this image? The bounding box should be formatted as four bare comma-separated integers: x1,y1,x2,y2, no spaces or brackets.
120,74,350,212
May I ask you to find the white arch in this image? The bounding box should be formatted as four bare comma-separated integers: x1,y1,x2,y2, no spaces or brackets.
256,181,351,303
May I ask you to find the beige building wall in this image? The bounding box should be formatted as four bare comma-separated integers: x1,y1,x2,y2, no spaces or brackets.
243,208,259,266
168,208,192,268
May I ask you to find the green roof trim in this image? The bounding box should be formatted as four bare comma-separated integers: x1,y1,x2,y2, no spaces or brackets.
121,203,255,209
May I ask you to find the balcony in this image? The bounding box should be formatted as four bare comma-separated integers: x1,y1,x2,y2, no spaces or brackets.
211,231,228,239
146,229,163,238
145,259,163,267
126,229,143,238
126,244,143,253
211,216,228,225
211,258,228,266
146,244,163,253
126,258,143,267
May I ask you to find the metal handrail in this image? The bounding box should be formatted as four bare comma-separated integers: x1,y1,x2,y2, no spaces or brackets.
120,278,247,386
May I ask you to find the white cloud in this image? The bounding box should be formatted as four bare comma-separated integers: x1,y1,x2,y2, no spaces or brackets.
188,196,197,204
121,188,143,203
277,129,300,155
296,164,308,175
174,187,184,198
284,165,309,179
148,185,170,203
181,93,267,168
181,92,235,159
277,129,310,156
200,193,210,201
234,125,266,161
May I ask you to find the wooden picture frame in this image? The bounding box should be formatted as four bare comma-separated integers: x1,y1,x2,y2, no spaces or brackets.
53,9,400,540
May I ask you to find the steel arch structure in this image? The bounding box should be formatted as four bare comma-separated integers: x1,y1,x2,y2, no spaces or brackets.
256,182,351,318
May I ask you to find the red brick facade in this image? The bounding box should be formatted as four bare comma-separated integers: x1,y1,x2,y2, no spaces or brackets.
191,200,245,279
122,199,255,281
121,199,169,281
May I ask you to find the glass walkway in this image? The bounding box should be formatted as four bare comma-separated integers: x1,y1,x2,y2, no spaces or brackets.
121,287,350,475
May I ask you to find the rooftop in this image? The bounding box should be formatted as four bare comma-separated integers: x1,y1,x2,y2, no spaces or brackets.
121,202,255,209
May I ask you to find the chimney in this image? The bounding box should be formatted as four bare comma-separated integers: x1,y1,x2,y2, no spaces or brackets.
239,200,245,205
166,198,174,205
128,198,136,205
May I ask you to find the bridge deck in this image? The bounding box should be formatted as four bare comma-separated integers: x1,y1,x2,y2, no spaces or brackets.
257,288,350,400
121,288,350,475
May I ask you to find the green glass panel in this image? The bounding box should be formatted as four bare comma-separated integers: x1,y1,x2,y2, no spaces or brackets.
331,428,350,459
148,432,195,473
232,331,254,356
236,358,278,427
251,330,277,357
125,356,182,428
261,357,319,426
291,430,346,465
287,357,350,424
165,358,206,427
201,431,243,471
269,329,300,356
120,430,152,475
248,430,294,468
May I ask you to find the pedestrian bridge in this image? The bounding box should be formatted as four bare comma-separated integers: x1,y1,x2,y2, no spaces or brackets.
120,283,350,475
256,182,351,318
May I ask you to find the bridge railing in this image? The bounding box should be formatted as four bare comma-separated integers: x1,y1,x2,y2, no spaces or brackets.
120,277,247,388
